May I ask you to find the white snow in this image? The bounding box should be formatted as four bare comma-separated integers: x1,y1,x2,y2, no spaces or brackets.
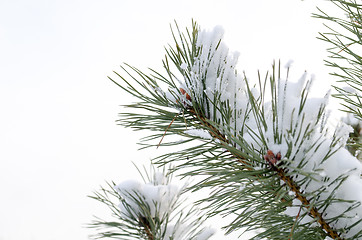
115,172,181,219
115,170,214,240
259,74,362,238
196,227,216,240
184,129,212,140
174,25,362,239
165,91,178,105
180,62,188,70
163,224,215,240
284,60,294,68
179,25,248,136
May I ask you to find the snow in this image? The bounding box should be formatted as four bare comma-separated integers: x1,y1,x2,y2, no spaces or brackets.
163,224,215,240
116,179,143,217
343,111,361,127
115,171,181,219
284,59,294,68
196,227,217,240
184,129,212,140
174,25,362,239
180,62,188,70
153,170,167,185
179,25,248,136
165,91,178,105
261,74,362,238
115,170,215,240
261,78,362,238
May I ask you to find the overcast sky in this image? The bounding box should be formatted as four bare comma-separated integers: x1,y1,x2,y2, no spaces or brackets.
0,0,338,239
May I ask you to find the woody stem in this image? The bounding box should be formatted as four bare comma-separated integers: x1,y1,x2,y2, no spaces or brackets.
272,165,343,240
139,217,154,240
189,107,343,239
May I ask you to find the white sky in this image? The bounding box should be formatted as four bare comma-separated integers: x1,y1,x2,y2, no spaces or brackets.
0,0,339,239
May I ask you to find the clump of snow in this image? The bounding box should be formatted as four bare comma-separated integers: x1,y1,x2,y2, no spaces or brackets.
115,169,215,240
343,111,362,127
115,172,181,220
239,183,246,192
163,223,215,240
185,129,212,140
179,25,248,136
257,75,362,238
257,72,362,238
153,170,167,185
165,91,178,105
284,59,294,68
180,62,188,70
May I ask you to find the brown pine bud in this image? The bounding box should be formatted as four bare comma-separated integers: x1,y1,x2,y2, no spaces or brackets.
180,88,191,101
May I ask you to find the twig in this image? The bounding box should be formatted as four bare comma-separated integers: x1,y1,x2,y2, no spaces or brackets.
139,216,154,240
272,165,343,240
157,111,181,148
189,106,343,239
337,42,353,54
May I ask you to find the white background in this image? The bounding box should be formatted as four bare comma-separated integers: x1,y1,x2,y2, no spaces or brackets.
0,0,337,239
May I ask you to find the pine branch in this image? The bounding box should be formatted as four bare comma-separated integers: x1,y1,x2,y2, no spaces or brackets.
314,0,362,119
313,0,362,161
185,103,343,239
109,21,362,239
89,165,215,240
271,165,342,239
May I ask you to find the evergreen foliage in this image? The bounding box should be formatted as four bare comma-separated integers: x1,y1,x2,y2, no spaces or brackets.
90,1,362,239
314,0,362,160
89,165,215,240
